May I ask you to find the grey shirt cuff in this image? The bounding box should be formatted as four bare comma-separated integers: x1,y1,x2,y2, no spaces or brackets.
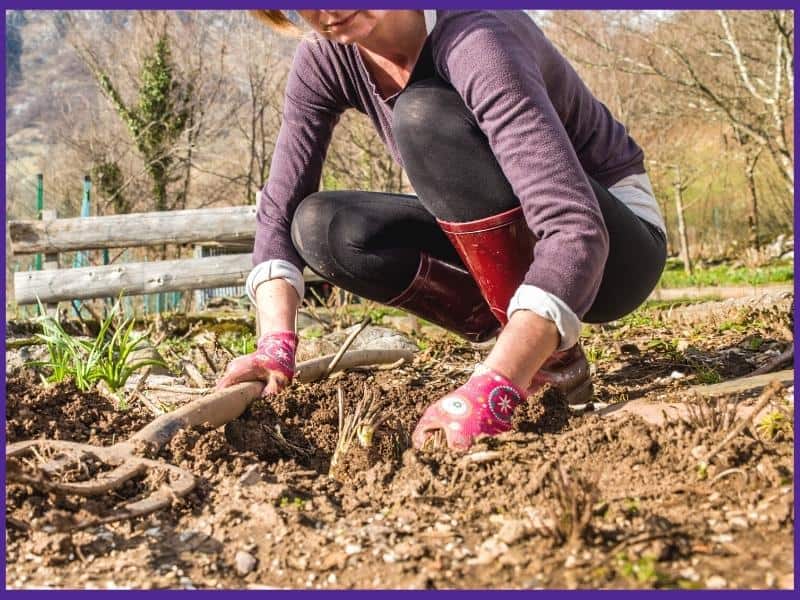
246,259,305,304
507,284,582,351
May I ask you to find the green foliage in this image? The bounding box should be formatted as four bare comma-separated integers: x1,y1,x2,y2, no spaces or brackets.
744,335,765,351
585,344,612,364
219,331,256,356
645,338,683,361
693,366,722,385
279,496,306,510
659,261,793,289
622,497,640,517
29,298,165,392
757,411,790,440
92,31,193,212
91,160,129,214
620,308,661,329
616,553,671,587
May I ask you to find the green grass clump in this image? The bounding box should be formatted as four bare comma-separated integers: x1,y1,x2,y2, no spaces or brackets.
757,411,790,440
29,298,164,392
616,553,671,587
218,331,257,356
658,262,793,289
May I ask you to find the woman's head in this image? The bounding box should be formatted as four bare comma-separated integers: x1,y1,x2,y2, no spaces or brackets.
251,10,390,44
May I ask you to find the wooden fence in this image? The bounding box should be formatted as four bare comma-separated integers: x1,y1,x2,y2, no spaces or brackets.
9,205,321,307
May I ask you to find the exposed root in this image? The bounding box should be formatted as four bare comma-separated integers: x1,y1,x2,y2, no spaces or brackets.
543,462,599,548
329,383,388,477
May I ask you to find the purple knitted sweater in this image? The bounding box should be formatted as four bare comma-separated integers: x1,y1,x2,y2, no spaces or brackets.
254,10,646,318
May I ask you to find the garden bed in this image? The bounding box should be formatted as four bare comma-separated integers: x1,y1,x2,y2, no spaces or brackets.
5,294,794,589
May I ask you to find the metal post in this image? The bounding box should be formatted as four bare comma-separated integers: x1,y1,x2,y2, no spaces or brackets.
74,176,91,268
71,176,92,317
34,173,43,271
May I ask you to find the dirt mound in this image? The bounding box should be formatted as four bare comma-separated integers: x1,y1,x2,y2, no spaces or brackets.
6,372,152,445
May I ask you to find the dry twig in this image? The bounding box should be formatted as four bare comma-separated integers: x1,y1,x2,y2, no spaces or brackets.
700,381,782,467
323,317,372,378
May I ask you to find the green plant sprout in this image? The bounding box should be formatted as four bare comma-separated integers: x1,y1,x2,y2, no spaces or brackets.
28,296,165,392
757,411,790,440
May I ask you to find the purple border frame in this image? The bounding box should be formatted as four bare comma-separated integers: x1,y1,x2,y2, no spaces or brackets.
2,1,797,595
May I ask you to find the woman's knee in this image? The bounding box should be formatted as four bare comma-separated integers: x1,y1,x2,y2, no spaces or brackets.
290,192,334,262
393,78,473,154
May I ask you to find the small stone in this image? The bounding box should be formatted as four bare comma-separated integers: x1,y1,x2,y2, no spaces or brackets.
179,577,196,590
327,573,337,585
728,516,748,531
178,530,197,543
618,343,640,355
145,527,161,537
468,538,508,566
344,543,362,556
239,465,263,487
384,315,420,335
497,519,528,545
706,575,727,589
382,552,397,563
690,446,707,460
235,551,257,576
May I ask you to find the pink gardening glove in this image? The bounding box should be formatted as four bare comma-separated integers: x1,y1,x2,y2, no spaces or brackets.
412,364,527,451
216,331,298,397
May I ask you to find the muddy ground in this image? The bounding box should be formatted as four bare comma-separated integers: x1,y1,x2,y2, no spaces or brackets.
5,293,795,589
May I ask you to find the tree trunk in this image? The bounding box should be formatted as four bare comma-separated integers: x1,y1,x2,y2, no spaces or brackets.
674,165,692,275
745,148,762,250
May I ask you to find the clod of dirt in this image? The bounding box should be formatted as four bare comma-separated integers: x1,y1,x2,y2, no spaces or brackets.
512,387,573,434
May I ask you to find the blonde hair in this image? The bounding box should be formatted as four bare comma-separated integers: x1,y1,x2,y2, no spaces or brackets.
249,10,301,36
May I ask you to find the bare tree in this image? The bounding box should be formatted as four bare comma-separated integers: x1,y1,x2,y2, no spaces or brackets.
546,10,794,251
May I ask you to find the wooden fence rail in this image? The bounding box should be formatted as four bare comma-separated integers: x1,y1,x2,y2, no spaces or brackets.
9,206,257,255
9,204,322,306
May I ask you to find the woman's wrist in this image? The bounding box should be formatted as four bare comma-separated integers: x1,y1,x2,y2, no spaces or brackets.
255,278,300,335
482,309,558,389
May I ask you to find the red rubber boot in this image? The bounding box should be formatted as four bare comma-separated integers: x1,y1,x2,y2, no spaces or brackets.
387,252,501,343
437,207,592,404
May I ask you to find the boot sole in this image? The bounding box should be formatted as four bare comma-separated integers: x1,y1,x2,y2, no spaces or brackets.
563,378,593,406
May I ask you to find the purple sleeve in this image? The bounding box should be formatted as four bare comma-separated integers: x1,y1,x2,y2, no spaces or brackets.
435,13,609,318
252,41,344,270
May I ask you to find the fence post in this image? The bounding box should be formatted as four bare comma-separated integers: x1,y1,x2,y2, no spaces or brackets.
193,244,205,311
41,209,59,317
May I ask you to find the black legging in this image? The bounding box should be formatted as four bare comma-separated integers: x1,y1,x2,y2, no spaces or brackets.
291,78,666,323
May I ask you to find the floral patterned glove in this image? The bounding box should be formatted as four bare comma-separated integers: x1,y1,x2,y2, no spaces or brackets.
412,364,527,451
216,331,298,397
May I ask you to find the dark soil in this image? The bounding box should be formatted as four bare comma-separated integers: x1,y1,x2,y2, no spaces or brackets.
5,297,794,589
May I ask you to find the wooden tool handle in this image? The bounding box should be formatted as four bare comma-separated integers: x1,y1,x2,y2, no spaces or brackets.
127,348,412,450
130,381,263,449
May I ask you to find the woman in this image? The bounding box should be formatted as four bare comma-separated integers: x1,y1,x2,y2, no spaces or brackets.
217,9,667,451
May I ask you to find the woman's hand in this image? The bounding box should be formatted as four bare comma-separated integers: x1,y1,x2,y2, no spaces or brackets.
216,332,299,397
412,310,558,451
216,277,301,396
412,363,527,451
